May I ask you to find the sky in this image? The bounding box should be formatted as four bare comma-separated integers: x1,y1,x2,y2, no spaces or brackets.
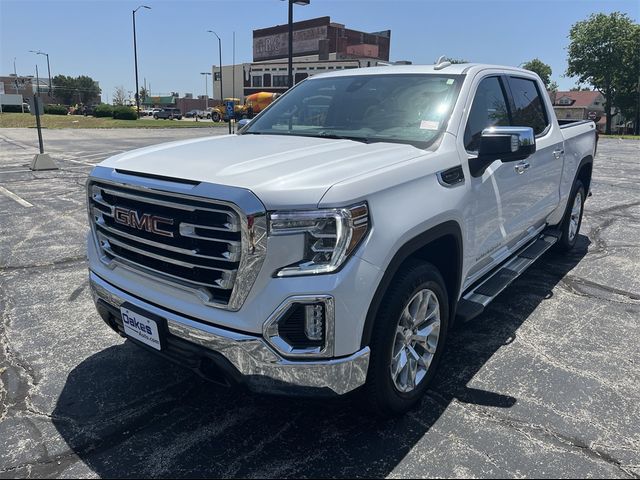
1,0,638,102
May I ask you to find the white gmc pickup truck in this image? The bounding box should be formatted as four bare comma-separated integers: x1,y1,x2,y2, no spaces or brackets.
87,62,597,415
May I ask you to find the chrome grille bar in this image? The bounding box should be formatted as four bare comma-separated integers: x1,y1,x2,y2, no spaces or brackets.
95,217,241,262
98,233,236,278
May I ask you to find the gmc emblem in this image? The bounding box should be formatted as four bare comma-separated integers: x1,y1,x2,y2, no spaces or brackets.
113,207,174,238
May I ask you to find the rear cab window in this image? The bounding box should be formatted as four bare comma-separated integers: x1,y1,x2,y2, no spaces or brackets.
506,76,549,136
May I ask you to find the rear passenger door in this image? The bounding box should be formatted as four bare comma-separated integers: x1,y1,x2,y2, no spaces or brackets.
462,75,530,283
504,75,564,230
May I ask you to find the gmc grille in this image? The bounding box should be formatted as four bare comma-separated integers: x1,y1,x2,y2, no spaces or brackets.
88,181,243,307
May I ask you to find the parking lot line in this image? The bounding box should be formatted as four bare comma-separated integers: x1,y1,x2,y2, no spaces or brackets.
0,185,33,207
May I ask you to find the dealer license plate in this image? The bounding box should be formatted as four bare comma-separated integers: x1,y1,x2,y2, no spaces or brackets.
121,307,161,351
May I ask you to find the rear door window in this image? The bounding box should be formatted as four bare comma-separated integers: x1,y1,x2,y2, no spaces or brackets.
507,76,549,135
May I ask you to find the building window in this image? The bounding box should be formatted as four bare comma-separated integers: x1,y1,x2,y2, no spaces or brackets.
263,73,271,87
273,75,288,87
252,76,263,88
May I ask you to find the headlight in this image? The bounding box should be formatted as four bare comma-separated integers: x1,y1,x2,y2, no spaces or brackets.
269,203,369,276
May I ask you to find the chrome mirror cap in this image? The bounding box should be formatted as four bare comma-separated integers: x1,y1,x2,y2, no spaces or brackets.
478,126,536,162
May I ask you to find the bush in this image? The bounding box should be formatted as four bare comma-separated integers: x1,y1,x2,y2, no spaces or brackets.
112,106,137,120
94,104,113,118
44,104,68,115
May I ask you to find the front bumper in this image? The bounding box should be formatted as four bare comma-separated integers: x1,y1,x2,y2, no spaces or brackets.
89,272,370,396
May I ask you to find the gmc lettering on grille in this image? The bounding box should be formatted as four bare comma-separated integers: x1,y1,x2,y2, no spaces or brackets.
113,207,174,237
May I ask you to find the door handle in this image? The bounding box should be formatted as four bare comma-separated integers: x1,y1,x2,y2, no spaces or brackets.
553,149,564,159
514,162,530,175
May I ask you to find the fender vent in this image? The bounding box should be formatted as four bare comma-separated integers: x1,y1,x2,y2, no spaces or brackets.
438,166,465,186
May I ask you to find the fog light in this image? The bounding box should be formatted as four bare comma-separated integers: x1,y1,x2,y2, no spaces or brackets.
304,304,324,341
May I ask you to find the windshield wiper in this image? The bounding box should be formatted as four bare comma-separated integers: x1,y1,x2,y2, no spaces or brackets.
315,132,371,143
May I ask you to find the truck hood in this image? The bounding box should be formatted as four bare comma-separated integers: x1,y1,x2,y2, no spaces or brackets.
99,134,426,209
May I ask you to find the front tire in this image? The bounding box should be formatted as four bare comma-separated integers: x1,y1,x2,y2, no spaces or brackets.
556,179,585,252
364,261,449,416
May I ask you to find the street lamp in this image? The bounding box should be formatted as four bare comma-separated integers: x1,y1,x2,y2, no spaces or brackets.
283,0,310,88
207,30,223,104
200,72,212,109
133,5,151,118
29,50,51,98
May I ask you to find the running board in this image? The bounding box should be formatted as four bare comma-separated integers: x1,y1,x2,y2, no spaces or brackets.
456,230,560,322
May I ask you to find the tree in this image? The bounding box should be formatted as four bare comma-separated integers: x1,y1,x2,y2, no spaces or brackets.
51,74,101,105
75,76,101,104
443,57,469,64
51,75,76,104
614,24,640,133
112,86,128,106
566,12,639,134
570,85,591,91
521,58,553,89
139,86,149,103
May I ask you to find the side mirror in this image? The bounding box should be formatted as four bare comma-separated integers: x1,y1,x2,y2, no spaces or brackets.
470,126,536,177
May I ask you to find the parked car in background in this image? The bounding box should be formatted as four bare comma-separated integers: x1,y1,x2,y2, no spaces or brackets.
153,108,182,120
185,109,211,119
141,108,155,117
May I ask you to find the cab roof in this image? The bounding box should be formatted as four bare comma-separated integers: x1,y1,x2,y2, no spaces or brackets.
309,63,537,79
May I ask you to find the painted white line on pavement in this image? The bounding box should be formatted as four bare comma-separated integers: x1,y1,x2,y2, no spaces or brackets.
0,185,33,207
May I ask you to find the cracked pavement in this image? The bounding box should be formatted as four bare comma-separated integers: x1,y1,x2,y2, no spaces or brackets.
1,128,639,478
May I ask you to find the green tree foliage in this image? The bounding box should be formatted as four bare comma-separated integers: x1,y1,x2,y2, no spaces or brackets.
570,85,592,91
139,86,149,102
51,74,101,105
522,58,553,89
75,76,101,104
614,24,640,126
443,57,469,64
566,12,639,134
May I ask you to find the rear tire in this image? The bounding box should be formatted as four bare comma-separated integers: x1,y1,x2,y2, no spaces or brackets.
364,261,449,417
556,179,585,252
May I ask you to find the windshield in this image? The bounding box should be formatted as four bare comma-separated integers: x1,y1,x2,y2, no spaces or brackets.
243,73,464,148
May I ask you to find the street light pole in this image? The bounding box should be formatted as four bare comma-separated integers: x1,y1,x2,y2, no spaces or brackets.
29,50,52,98
133,5,151,119
285,0,310,89
207,30,223,104
200,72,211,109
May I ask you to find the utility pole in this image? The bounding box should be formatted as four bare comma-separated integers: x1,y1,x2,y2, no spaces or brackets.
133,5,151,119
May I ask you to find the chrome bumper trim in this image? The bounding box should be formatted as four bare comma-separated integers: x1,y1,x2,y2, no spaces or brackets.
89,272,369,395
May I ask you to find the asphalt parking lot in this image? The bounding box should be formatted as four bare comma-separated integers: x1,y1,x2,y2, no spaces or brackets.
0,128,639,478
